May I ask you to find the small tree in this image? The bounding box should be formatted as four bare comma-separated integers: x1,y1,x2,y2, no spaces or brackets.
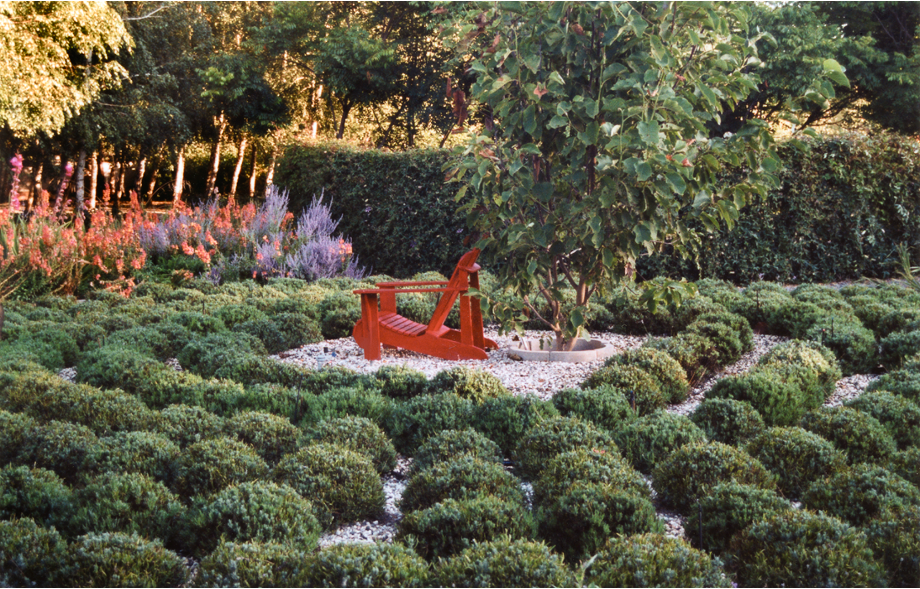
446,2,841,349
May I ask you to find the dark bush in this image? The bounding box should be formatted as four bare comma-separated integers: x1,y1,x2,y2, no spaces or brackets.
580,364,666,415
302,416,397,474
104,327,172,360
66,532,190,588
805,315,878,375
74,345,162,392
213,304,269,328
302,542,431,588
214,355,314,388
685,319,745,367
584,533,732,587
427,366,510,403
410,429,502,475
0,466,74,532
514,416,618,480
374,365,428,399
652,442,776,513
433,537,574,588
155,404,226,447
600,347,691,404
613,411,707,474
397,496,535,560
15,420,102,484
150,322,194,358
194,541,313,588
177,333,267,378
96,431,180,484
759,339,842,395
864,503,920,588
887,447,920,488
225,411,301,464
880,329,920,368
745,426,848,498
532,447,647,509
384,393,474,455
171,438,269,498
728,510,885,588
183,481,321,557
642,332,718,385
318,291,362,339
273,443,384,526
552,386,637,432
766,299,828,338
167,311,226,336
399,455,524,514
301,386,392,429
690,398,765,446
271,312,323,349
0,410,36,465
0,517,72,587
800,406,897,464
706,370,808,427
471,394,559,457
233,318,288,354
867,369,920,405
301,365,378,394
802,464,920,526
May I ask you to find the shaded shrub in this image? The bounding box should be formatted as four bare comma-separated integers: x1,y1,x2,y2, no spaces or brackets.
213,304,269,328
800,406,897,464
66,532,190,588
0,410,36,465
471,394,559,457
194,541,312,588
887,447,920,488
706,371,807,427
233,318,288,354
802,464,920,527
651,442,776,513
613,410,707,474
301,386,392,429
642,332,719,384
867,369,920,405
399,455,524,514
427,366,510,402
745,426,848,498
15,421,102,484
689,398,765,447
805,315,878,375
177,333,267,378
318,291,362,339
551,386,636,432
302,416,397,474
183,481,321,557
728,510,885,588
847,391,920,449
225,411,301,464
758,339,841,395
580,364,666,415
685,319,745,366
599,348,691,404
532,447,647,509
374,365,428,400
171,438,269,498
95,430,179,485
881,329,920,368
864,503,920,588
167,311,226,336
0,466,74,532
384,393,474,455
433,537,574,588
302,542,431,588
273,443,384,526
514,416,618,480
155,404,226,447
270,312,323,350
0,517,72,587
584,533,731,588
397,496,535,560
410,429,502,475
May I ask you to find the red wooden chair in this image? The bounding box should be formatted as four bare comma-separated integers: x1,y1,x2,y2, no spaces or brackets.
352,249,498,361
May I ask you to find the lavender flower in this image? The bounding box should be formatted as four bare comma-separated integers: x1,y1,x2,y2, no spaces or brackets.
245,185,290,244
297,190,340,241
8,154,23,213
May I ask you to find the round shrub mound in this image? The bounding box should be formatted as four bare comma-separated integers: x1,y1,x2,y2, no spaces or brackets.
728,510,885,588
427,366,510,402
651,442,776,513
399,455,524,514
514,416,618,479
887,447,920,488
225,411,301,464
66,532,190,588
584,533,731,588
602,348,691,404
846,391,920,449
303,416,397,474
552,385,636,431
690,398,764,447
867,369,920,405
537,482,661,563
96,431,180,484
580,364,666,415
800,406,897,464
194,541,313,588
863,502,920,588
0,466,74,533
744,426,848,498
433,537,574,588
532,447,648,509
880,329,920,368
685,319,745,367
70,472,185,543
471,394,559,457
155,404,227,447
183,481,321,557
642,332,720,384
802,464,920,527
706,370,807,427
758,339,841,393
15,420,102,484
613,410,707,474
397,495,535,560
695,310,754,352
410,429,502,475
683,481,793,556
213,304,269,329
0,517,72,587
805,315,878,375
233,318,288,354
374,364,428,399
176,332,266,378
384,393,474,455
273,443,384,526
0,410,36,465
302,385,392,428
766,299,827,338
302,542,430,588
171,438,269,498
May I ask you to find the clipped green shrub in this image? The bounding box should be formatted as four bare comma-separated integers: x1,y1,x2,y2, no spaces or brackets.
800,406,897,464
683,481,793,555
0,517,71,587
551,386,636,432
758,339,841,395
213,304,269,328
580,364,666,415
15,420,102,484
177,333,267,378
471,394,559,457
537,482,661,563
301,365,377,395
601,348,691,404
689,398,765,447
410,429,502,475
302,416,397,474
864,503,920,588
225,411,301,464
433,537,574,588
879,308,920,335
96,431,179,485
150,321,194,358
399,455,524,514
104,327,171,359
848,296,895,333
0,466,74,532
745,426,848,498
880,329,920,368
273,443,384,526
802,464,920,527
728,510,885,588
318,291,362,339
155,404,226,447
233,318,288,354
652,442,776,513
642,332,718,384
397,496,535,560
74,344,161,390
867,369,920,405
0,410,36,465
685,319,745,366
171,438,269,498
384,393,474,455
183,481,321,557
270,312,323,350
66,532,190,588
614,410,707,474
584,533,731,588
301,386,392,429
706,371,807,427
302,541,431,588
766,299,827,338
805,315,878,375
427,366,510,402
167,311,226,336
514,416,618,480
373,365,428,400
194,541,312,588
887,447,920,488
532,447,647,507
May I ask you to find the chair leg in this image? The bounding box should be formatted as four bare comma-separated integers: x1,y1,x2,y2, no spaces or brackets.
459,294,474,346
360,293,381,361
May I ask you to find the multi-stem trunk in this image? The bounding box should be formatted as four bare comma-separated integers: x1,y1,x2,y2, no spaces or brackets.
248,143,257,198
74,149,87,214
229,136,247,201
173,145,186,206
88,151,98,210
206,113,227,197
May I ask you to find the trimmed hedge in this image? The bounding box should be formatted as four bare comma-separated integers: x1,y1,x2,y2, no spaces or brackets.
433,538,574,588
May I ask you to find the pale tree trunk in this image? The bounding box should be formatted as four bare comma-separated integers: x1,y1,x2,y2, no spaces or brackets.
229,136,247,201
28,163,43,211
74,149,87,214
52,157,70,212
248,144,257,199
145,163,159,204
173,145,186,206
88,152,99,210
206,113,227,197
312,84,323,139
135,157,147,196
264,142,279,198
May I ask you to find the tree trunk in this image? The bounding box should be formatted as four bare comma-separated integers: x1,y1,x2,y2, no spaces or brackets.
52,157,70,212
264,142,279,198
0,156,9,205
206,113,227,197
336,101,352,139
88,152,99,210
145,163,159,205
173,145,186,206
248,143,258,199
135,157,147,196
229,136,247,201
111,158,124,203
74,149,87,214
28,163,43,212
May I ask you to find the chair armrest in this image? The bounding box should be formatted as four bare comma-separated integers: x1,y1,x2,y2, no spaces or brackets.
354,287,465,295
374,280,449,287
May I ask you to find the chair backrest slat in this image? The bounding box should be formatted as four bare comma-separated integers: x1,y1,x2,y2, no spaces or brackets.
426,249,480,333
